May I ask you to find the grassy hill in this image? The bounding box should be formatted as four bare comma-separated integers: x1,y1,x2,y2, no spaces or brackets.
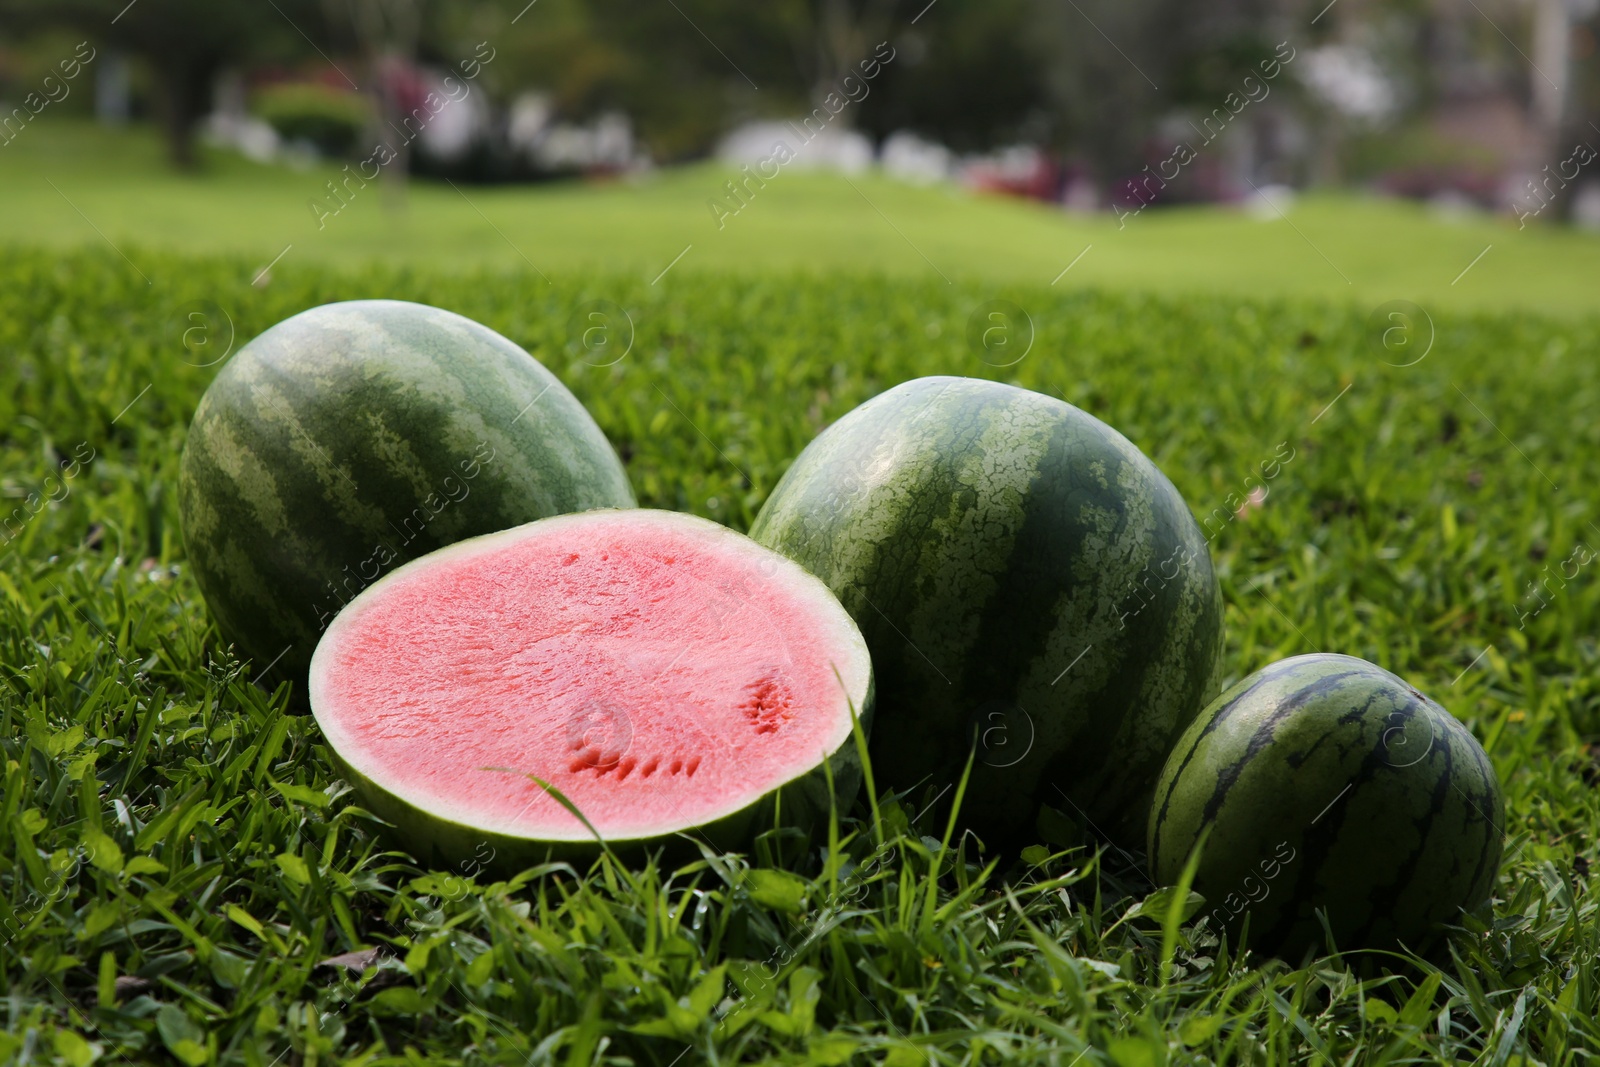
2,244,1597,1063
4,121,1600,316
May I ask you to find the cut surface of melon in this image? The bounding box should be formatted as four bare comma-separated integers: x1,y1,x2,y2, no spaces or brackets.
309,510,871,843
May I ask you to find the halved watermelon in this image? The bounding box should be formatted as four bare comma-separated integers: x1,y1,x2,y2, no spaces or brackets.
309,509,874,869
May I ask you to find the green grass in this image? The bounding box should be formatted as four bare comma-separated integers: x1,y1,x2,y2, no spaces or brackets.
3,242,1600,1065
4,120,1600,316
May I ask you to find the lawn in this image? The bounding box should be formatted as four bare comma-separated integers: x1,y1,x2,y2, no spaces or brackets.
2,238,1598,1065
4,121,1600,317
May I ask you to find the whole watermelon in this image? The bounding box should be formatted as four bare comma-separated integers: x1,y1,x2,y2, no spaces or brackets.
1148,654,1504,959
178,300,634,691
749,376,1224,844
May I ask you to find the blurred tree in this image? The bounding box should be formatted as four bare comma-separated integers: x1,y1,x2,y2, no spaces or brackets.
580,0,793,159
1030,0,1298,184
325,0,422,207
443,0,699,160
0,0,329,169
776,0,900,106
443,0,629,116
851,0,1048,152
497,0,1049,158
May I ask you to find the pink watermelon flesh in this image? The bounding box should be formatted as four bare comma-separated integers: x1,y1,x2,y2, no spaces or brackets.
309,510,871,844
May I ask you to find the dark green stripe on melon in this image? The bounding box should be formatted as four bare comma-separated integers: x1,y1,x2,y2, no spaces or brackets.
749,376,1224,845
178,300,634,691
1147,654,1504,959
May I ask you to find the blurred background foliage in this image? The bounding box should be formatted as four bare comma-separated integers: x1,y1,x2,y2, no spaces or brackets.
0,0,1595,225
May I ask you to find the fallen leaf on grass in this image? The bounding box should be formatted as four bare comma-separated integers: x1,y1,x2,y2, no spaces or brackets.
316,947,385,973
113,975,153,998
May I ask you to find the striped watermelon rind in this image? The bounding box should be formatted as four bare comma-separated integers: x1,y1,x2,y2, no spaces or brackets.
1147,653,1505,957
749,376,1225,843
178,300,635,690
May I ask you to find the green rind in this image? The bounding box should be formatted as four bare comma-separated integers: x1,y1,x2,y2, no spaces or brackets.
177,300,635,690
748,375,1225,844
1147,653,1505,958
326,685,874,875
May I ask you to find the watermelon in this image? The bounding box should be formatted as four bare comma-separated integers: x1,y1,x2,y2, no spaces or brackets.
748,376,1224,844
1147,654,1504,958
178,300,634,691
309,509,874,867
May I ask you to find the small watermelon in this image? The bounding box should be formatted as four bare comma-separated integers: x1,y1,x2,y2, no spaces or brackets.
749,376,1224,845
1147,654,1504,959
178,300,634,691
309,509,874,867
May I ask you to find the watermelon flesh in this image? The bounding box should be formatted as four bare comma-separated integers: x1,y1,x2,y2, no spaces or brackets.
309,509,873,862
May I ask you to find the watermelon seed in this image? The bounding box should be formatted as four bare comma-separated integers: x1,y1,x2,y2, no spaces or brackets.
741,674,795,734
570,746,626,774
